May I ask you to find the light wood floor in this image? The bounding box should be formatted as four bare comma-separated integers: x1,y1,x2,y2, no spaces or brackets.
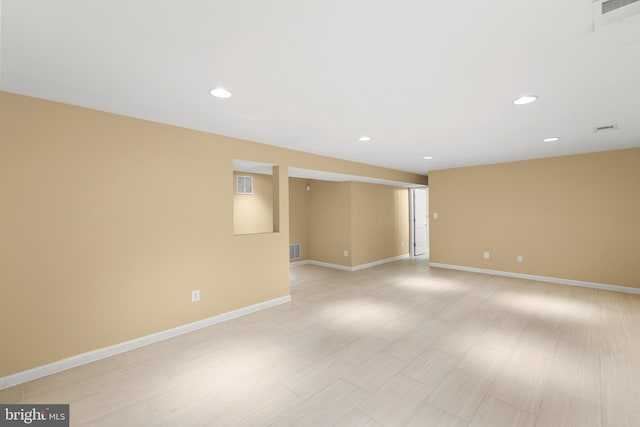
2,258,640,426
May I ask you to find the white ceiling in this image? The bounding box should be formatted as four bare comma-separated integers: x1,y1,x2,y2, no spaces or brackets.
2,1,639,175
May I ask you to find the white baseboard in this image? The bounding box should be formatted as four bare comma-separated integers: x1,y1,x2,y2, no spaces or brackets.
429,263,640,295
306,260,353,271
0,295,292,390
351,254,410,271
290,254,410,272
289,260,311,267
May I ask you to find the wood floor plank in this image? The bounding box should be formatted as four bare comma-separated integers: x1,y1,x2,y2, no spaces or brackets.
3,259,639,427
534,390,601,427
358,374,432,426
469,397,535,427
405,400,468,427
601,382,640,427
426,368,492,421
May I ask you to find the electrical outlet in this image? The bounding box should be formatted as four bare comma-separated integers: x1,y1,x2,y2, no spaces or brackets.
191,290,200,302
433,212,438,219
401,241,405,248
343,250,349,257
483,251,490,259
517,255,523,263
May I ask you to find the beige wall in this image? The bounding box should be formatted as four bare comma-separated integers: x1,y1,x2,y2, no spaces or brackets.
0,91,426,378
308,180,353,266
233,172,273,235
429,148,640,288
288,178,310,262
296,180,410,267
351,182,409,266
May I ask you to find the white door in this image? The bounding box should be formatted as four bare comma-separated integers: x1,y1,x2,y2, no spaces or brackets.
413,188,428,256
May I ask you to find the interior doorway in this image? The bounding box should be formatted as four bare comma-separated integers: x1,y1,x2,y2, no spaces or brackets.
410,187,429,257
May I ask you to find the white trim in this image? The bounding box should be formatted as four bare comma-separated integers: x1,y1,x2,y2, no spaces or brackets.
410,187,429,257
429,263,640,295
307,260,353,271
409,188,416,256
351,254,410,271
289,260,311,267
0,295,291,390
291,254,410,272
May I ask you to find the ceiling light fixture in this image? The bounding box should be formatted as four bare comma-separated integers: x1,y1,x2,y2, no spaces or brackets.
543,137,560,142
423,156,433,160
513,95,538,105
358,136,371,142
209,87,232,98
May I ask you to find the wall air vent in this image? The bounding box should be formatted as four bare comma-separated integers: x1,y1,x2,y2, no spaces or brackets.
289,243,301,260
594,124,619,133
593,0,640,30
236,176,253,194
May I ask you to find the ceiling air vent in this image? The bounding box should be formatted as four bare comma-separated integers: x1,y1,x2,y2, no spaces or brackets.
593,0,640,30
594,124,619,133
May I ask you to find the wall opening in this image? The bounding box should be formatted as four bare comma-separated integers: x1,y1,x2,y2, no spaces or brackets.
232,160,279,235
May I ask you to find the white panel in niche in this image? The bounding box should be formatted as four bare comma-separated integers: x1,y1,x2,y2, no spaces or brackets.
236,176,253,194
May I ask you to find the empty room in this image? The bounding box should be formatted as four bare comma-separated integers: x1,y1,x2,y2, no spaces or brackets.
1,1,639,426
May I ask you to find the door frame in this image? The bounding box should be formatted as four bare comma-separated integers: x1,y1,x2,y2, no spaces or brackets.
409,187,428,257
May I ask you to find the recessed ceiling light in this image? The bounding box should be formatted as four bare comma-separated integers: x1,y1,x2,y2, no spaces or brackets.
513,95,538,105
358,136,371,142
423,156,434,160
209,87,232,98
543,137,560,142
